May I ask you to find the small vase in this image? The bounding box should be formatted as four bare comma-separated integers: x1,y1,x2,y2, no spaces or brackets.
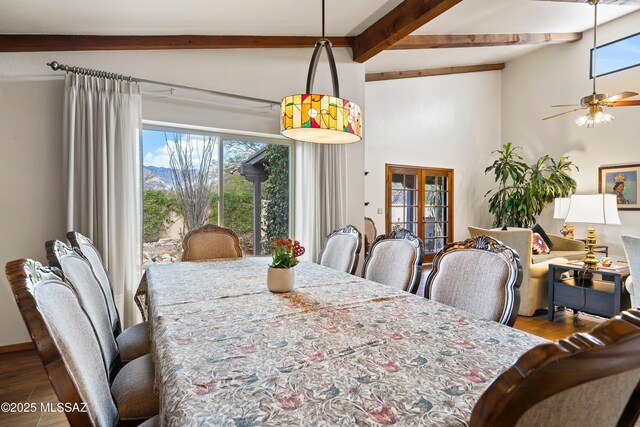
267,266,295,293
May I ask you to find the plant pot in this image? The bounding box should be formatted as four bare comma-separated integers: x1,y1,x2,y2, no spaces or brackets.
267,267,295,293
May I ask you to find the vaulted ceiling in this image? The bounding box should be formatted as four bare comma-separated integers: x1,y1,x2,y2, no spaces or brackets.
1,0,638,78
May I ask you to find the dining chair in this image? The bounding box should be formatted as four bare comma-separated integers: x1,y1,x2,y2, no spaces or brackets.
181,224,243,261
319,224,362,274
362,228,423,293
622,235,640,309
50,238,150,364
425,235,522,326
67,231,151,362
470,308,640,427
5,258,159,427
364,217,377,254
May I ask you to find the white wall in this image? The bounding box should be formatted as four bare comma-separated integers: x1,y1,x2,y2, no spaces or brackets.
0,48,365,346
502,10,640,260
364,71,502,242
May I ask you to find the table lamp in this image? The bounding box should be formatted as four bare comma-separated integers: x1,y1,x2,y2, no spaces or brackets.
564,194,621,269
553,197,572,238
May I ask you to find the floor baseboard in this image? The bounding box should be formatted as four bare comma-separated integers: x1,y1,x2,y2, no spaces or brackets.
0,341,34,354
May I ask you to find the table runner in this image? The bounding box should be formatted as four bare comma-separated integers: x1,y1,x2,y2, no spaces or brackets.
146,257,545,426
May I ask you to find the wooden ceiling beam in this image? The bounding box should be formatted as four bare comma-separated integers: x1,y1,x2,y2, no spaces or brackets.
0,35,354,52
389,32,582,49
352,0,463,63
365,63,505,82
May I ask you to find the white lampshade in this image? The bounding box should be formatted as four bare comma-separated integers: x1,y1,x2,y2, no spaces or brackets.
553,197,571,219
564,194,621,225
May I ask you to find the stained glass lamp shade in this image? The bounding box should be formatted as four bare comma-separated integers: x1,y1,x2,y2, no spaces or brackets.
281,94,362,144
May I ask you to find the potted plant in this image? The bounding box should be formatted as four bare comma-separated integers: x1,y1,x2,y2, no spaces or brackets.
267,238,305,293
485,143,578,228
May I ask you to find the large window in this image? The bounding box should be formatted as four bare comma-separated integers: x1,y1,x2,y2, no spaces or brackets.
591,32,640,78
385,164,454,263
142,125,292,265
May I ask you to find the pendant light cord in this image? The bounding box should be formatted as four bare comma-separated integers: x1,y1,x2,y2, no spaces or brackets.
322,0,326,40
305,0,339,97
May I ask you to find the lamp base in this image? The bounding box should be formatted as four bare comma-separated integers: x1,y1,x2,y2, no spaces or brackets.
582,225,599,270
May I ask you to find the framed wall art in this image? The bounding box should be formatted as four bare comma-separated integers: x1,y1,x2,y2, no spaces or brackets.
599,164,640,210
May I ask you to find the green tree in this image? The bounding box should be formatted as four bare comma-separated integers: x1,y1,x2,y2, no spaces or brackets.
143,190,176,242
262,145,290,251
485,143,578,228
209,193,253,236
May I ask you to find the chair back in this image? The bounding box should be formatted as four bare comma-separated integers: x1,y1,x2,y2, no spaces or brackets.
181,224,243,261
364,217,377,253
67,231,121,335
319,225,362,274
425,235,522,326
362,228,423,293
5,259,118,427
470,309,640,427
622,235,640,308
46,240,120,379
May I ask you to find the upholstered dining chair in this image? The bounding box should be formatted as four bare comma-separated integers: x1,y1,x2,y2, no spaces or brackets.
425,235,522,326
622,235,640,309
470,309,640,427
364,217,377,254
5,259,159,427
67,231,150,362
50,238,150,364
181,224,243,261
362,228,423,293
319,225,362,274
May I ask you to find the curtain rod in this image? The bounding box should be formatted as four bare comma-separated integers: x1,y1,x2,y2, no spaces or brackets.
46,61,280,106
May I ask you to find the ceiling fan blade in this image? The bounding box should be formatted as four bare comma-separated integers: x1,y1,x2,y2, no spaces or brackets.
602,91,639,103
610,100,640,107
551,104,580,107
542,107,585,121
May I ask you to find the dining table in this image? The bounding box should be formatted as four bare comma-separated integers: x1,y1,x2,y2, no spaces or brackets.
143,257,546,426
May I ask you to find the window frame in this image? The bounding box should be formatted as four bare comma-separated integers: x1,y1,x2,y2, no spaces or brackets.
141,120,296,250
385,164,454,263
590,31,640,79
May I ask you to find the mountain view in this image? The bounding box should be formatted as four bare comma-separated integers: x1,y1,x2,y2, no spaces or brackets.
143,166,174,191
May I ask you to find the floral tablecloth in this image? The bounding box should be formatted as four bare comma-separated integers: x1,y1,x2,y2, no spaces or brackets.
145,257,546,426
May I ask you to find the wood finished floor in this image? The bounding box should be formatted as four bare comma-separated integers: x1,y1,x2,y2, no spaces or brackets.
0,308,604,427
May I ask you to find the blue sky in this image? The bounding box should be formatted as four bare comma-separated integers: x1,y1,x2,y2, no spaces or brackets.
594,33,640,76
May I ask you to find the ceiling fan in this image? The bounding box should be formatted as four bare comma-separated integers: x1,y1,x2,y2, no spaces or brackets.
543,0,640,127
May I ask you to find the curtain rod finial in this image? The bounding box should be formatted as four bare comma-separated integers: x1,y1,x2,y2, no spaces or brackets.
47,61,60,71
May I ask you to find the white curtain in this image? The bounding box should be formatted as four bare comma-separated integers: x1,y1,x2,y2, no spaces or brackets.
63,74,143,328
295,142,348,261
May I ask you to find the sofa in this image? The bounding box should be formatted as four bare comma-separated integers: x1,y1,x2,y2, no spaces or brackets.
468,227,586,316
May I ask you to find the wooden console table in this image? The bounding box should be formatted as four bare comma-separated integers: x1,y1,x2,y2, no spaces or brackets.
548,261,630,321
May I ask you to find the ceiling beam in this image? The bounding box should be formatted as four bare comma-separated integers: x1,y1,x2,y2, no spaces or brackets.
389,32,582,49
365,63,505,82
352,0,463,63
537,0,640,5
0,35,354,52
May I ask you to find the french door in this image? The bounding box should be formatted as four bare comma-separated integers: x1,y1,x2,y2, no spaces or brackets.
385,164,454,263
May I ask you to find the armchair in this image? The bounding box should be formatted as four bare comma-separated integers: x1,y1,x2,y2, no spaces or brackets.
622,235,640,309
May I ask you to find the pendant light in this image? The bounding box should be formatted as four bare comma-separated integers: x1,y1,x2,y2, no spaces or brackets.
280,0,362,144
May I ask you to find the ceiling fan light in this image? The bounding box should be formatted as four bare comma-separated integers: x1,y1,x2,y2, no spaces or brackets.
575,106,614,128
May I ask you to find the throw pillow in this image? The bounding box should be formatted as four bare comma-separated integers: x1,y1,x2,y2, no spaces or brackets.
532,232,551,255
532,223,554,250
